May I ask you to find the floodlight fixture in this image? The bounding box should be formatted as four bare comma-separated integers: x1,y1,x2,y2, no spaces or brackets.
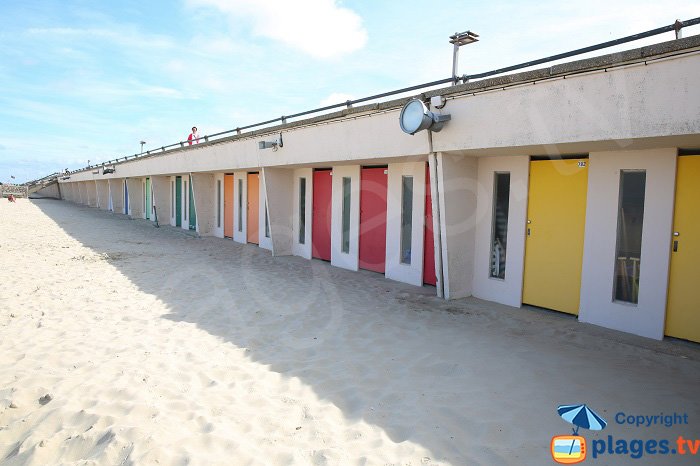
399,98,451,135
103,167,116,175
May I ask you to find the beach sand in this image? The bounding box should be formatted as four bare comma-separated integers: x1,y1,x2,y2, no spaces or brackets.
1,198,699,465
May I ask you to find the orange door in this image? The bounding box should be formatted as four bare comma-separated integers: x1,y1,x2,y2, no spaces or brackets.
247,173,260,244
224,175,234,238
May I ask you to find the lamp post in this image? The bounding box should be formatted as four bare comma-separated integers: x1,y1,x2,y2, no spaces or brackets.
140,141,146,155
449,30,479,84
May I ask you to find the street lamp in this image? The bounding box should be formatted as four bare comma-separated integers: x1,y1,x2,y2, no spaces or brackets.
140,141,146,155
449,30,479,84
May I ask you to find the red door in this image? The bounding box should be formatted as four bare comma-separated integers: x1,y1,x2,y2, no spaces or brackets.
423,163,437,285
359,167,388,273
312,169,332,261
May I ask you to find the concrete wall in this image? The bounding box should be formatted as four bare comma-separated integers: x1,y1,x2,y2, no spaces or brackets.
87,181,98,207
471,156,530,307
263,167,295,256
291,168,313,260
191,173,216,236
58,51,700,187
579,148,676,340
433,53,700,155
30,183,61,199
95,180,110,210
151,176,170,226
385,162,427,286
331,165,360,271
436,153,478,299
108,179,124,214
126,178,144,219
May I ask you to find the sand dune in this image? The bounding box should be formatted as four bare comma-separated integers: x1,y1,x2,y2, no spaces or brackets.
1,198,699,465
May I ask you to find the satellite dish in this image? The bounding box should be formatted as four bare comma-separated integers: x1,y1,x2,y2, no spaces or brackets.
399,98,451,135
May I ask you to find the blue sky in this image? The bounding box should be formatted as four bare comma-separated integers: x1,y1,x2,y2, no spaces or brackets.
1,0,698,183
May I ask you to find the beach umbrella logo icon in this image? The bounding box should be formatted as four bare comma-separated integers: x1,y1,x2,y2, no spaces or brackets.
551,404,607,464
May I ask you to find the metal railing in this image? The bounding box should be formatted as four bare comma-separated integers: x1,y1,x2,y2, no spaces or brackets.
49,17,700,178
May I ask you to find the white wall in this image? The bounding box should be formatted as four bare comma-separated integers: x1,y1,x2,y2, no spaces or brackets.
258,172,273,251
191,173,217,236
385,162,426,286
151,176,170,227
331,165,360,271
168,177,177,226
233,172,247,244
436,153,479,299
108,179,124,214
263,168,295,256
579,148,677,340
292,168,313,259
95,180,110,210
125,178,143,219
212,173,225,238
471,156,530,307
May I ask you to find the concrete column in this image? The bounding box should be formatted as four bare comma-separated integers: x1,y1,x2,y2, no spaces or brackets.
108,179,124,214
263,167,294,256
126,178,144,219
436,152,478,300
95,180,110,210
191,173,216,236
151,175,171,226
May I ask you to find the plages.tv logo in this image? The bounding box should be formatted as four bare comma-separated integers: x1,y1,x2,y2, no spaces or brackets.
551,404,607,464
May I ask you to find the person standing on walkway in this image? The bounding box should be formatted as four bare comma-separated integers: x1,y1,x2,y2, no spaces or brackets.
187,126,200,146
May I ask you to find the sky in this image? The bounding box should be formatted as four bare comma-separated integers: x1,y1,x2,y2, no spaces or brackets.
1,0,698,183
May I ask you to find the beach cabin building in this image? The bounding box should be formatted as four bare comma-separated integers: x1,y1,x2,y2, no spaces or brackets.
56,35,700,344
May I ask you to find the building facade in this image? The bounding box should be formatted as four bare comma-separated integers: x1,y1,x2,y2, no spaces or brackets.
58,36,700,343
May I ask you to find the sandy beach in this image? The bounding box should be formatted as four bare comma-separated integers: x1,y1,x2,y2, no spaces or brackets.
1,198,699,465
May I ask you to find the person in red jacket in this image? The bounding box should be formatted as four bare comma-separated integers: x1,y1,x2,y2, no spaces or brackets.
187,126,200,146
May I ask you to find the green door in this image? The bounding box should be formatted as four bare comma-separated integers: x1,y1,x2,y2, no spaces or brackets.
175,176,182,227
189,175,196,230
145,177,151,220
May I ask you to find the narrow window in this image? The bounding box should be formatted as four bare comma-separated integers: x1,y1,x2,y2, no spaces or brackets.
613,170,646,304
237,179,243,232
217,180,222,228
299,177,306,244
490,173,511,279
341,177,351,253
264,200,270,238
171,180,175,217
400,175,413,264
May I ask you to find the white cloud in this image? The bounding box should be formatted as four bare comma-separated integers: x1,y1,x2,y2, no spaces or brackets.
319,92,355,107
188,0,368,58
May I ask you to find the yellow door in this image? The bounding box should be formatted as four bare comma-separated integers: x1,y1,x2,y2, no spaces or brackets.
665,156,700,342
522,159,588,315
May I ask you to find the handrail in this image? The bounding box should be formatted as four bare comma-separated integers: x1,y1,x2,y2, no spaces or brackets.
48,17,699,178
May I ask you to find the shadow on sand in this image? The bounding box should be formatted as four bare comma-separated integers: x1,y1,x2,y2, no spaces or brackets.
33,199,700,465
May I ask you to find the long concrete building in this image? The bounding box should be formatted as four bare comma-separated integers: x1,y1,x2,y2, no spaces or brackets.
55,35,700,343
